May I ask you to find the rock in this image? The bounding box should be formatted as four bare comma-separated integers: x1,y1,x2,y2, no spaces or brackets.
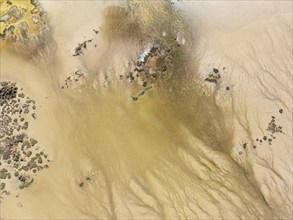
22,141,31,149
18,175,26,182
31,113,36,119
0,168,9,179
3,152,10,160
27,158,37,170
20,178,34,189
21,166,29,172
37,157,42,164
213,68,219,73
0,183,5,190
22,122,29,130
26,151,32,157
30,138,38,146
18,93,25,98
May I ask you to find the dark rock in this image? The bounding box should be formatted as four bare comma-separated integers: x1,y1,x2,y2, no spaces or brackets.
37,158,42,164
26,151,32,157
0,183,5,190
0,168,8,179
30,138,38,146
20,178,34,189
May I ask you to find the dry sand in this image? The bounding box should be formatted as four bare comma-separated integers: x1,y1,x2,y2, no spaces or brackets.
0,0,292,219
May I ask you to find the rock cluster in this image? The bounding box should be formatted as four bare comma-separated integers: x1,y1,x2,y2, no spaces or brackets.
238,110,285,154
0,81,50,198
266,115,283,135
73,39,93,56
254,114,284,147
0,82,18,101
120,41,178,101
67,36,180,101
61,70,86,90
0,0,46,41
0,81,36,139
204,68,222,84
